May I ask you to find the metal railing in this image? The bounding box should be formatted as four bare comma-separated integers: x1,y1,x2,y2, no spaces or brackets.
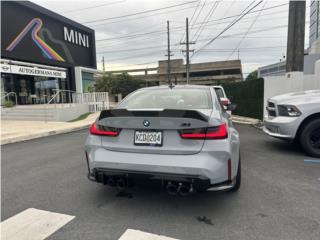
44,90,109,122
48,89,78,107
1,92,18,106
45,89,78,122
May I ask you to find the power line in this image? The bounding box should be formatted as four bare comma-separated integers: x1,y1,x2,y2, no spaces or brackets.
189,0,203,25
89,3,202,28
97,2,286,31
96,24,289,55
94,2,288,43
61,0,127,14
192,0,258,56
193,0,264,57
192,0,221,42
82,1,198,24
96,30,166,42
104,50,164,62
96,13,288,49
227,0,268,59
190,0,208,29
179,0,202,43
198,0,236,47
97,45,167,54
195,24,288,43
97,44,286,54
104,61,158,68
193,2,287,29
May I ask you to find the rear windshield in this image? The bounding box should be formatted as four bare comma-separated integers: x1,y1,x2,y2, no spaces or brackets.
214,88,225,98
119,88,212,109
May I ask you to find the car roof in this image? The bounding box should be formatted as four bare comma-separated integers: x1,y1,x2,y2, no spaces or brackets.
140,85,212,91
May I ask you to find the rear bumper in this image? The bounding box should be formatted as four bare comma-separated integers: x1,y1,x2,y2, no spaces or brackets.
89,167,235,191
85,146,237,185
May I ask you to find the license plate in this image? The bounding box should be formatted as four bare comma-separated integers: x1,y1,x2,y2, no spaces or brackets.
134,131,162,146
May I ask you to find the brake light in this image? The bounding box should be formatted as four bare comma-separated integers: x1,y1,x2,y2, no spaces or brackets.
221,99,231,106
179,123,228,140
89,123,121,137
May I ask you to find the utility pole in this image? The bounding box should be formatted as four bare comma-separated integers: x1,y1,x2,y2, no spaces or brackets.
286,0,306,72
165,21,173,85
102,56,105,72
181,18,195,84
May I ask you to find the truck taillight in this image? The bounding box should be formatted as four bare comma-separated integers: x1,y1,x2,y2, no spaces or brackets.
179,123,228,140
90,123,121,137
221,99,231,106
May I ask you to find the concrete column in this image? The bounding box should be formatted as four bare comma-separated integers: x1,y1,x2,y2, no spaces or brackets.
74,67,83,93
286,0,306,72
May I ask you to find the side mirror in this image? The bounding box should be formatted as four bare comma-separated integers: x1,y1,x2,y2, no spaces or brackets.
226,103,237,111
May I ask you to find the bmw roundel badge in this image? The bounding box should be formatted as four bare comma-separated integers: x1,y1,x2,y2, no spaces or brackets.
143,120,150,127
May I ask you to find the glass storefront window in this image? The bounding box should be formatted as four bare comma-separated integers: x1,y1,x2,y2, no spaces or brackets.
0,73,68,105
82,72,93,93
1,74,15,104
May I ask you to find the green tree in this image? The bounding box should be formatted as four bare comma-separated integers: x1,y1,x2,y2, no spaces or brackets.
95,73,145,97
245,70,258,81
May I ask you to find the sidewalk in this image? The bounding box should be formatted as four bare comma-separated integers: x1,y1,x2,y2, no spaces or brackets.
1,112,99,145
231,115,261,125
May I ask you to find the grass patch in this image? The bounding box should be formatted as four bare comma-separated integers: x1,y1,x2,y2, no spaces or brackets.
68,112,92,122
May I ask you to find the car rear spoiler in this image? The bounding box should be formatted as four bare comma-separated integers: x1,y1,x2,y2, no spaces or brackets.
99,109,209,122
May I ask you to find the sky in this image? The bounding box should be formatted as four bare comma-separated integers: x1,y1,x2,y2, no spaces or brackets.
31,0,311,76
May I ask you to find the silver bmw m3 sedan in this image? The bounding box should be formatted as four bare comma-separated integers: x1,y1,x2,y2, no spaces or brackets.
85,85,241,195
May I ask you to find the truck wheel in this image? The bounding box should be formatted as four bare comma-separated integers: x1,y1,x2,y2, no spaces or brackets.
230,156,241,192
299,119,320,158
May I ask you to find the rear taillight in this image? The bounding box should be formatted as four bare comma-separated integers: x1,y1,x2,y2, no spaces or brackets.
221,99,231,106
179,123,228,140
89,123,121,137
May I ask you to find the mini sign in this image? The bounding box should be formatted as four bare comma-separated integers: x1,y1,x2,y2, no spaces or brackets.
64,27,90,48
2,64,67,78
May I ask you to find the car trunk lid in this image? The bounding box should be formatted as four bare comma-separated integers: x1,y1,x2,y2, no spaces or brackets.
97,109,213,155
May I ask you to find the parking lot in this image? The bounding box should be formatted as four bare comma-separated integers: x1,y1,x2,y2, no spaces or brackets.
2,124,320,240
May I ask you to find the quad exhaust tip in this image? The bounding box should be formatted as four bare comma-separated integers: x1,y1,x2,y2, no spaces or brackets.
166,182,193,196
116,177,127,191
107,177,117,187
166,182,178,195
104,175,194,196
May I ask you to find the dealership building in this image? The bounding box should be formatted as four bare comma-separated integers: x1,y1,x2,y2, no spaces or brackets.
1,1,98,105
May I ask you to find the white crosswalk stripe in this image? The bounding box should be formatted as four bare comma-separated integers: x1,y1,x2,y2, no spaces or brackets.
1,208,75,240
119,229,179,240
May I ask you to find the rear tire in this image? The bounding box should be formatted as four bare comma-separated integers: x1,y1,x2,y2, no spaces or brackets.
299,118,320,158
230,155,241,192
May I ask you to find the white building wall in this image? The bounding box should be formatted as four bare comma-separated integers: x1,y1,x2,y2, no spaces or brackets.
263,60,320,116
51,104,89,121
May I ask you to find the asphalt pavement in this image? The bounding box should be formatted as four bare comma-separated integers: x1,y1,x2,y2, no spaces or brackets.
1,124,320,240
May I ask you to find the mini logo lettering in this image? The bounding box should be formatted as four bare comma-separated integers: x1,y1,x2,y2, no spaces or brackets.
64,26,89,48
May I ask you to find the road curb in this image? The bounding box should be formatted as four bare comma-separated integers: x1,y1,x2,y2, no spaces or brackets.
1,124,91,145
231,115,261,125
